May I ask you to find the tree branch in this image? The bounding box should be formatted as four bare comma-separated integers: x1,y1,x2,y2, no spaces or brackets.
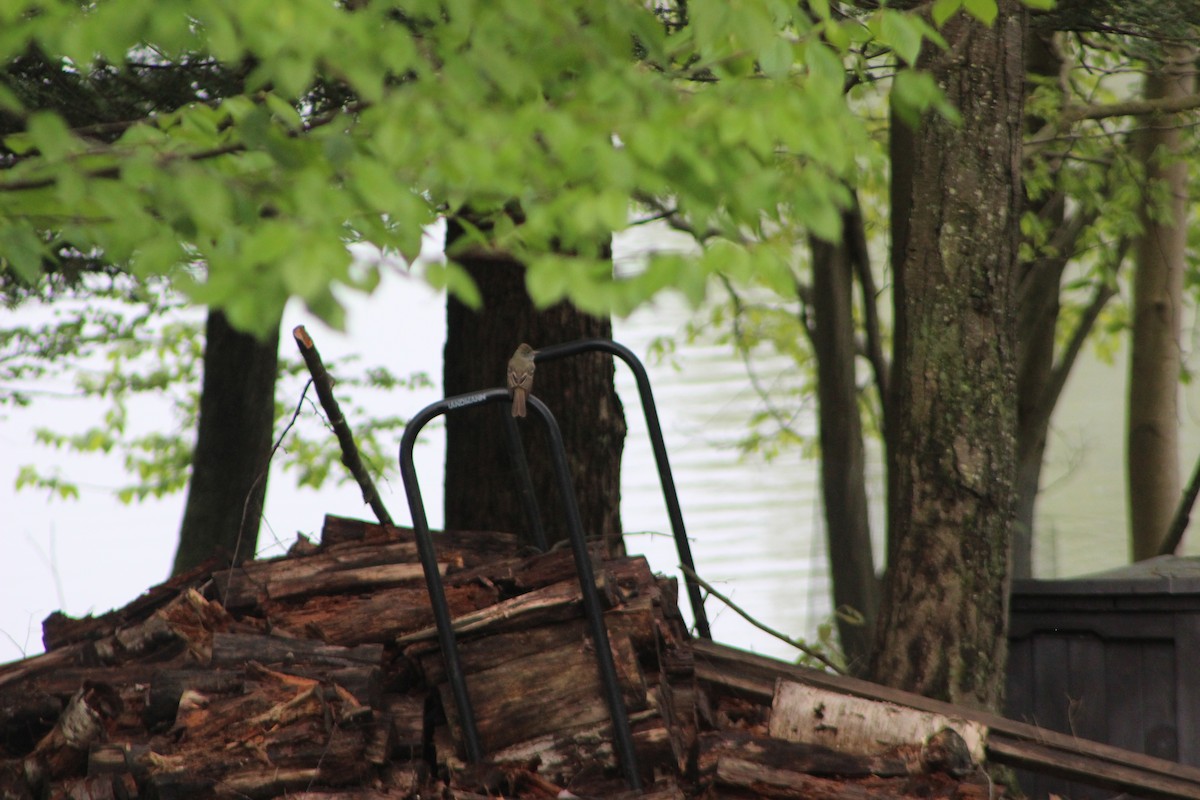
679,564,845,674
0,102,363,193
1026,91,1200,155
1016,208,1097,384
844,194,890,442
1068,91,1200,122
718,275,806,440
1159,450,1200,557
292,325,394,527
1034,269,1122,434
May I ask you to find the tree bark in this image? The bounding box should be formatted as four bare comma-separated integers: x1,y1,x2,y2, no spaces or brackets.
1012,30,1067,580
809,202,879,673
869,3,1025,710
173,310,279,574
1127,44,1195,561
443,218,626,556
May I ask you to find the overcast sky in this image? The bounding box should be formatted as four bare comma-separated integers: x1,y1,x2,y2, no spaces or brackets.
0,248,451,664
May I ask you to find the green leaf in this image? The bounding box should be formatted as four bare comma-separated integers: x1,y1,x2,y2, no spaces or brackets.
891,69,957,129
303,288,347,331
931,0,964,27
424,260,481,308
804,41,844,91
758,37,794,80
0,222,47,282
963,0,998,25
525,255,571,307
879,11,923,66
26,112,79,160
822,19,850,51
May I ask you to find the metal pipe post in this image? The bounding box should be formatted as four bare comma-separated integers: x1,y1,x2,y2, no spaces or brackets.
534,338,712,639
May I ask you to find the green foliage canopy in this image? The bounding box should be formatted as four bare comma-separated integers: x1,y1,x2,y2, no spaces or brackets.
0,0,967,335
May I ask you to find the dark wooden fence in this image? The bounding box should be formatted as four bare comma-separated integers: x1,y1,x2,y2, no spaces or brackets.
1007,556,1200,799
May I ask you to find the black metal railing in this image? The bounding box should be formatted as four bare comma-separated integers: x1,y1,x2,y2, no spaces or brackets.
397,337,712,788
399,389,640,787
534,338,710,639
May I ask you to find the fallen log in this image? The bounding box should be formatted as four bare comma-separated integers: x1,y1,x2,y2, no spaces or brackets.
769,680,986,766
694,638,1200,800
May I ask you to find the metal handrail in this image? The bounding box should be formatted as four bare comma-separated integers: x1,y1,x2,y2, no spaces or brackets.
534,338,711,639
398,388,640,788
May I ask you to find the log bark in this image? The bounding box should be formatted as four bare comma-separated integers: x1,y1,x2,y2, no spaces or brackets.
22,683,123,789
695,639,1200,800
768,681,984,766
5,514,1189,800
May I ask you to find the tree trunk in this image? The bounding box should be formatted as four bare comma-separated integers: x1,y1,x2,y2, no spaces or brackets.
809,203,879,674
869,3,1025,710
1012,30,1067,580
443,219,626,556
173,309,279,574
1127,44,1194,561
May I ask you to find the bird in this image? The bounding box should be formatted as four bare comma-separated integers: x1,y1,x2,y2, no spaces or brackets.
507,343,537,418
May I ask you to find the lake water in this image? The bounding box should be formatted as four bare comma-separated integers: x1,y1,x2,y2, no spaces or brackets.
607,223,1200,661
3,224,1199,666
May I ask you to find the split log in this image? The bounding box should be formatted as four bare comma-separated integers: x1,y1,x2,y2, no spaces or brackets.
407,555,693,789
211,544,444,609
415,619,650,755
397,554,662,645
454,710,672,790
262,583,500,647
694,639,1200,800
398,579,607,649
22,682,123,789
769,680,986,767
698,730,995,799
14,588,237,679
210,632,383,670
37,559,222,653
319,515,521,565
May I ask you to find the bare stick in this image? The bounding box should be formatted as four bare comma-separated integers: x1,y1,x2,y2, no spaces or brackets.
1158,449,1200,557
679,564,844,674
226,379,311,603
292,325,394,526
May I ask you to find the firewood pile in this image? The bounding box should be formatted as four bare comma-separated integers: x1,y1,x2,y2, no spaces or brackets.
0,515,1045,799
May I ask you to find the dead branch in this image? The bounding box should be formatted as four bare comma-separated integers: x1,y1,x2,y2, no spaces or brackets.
1026,91,1200,157
292,325,393,527
1158,451,1200,557
679,564,844,674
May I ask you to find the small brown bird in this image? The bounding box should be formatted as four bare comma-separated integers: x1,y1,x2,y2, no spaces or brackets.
507,343,538,417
